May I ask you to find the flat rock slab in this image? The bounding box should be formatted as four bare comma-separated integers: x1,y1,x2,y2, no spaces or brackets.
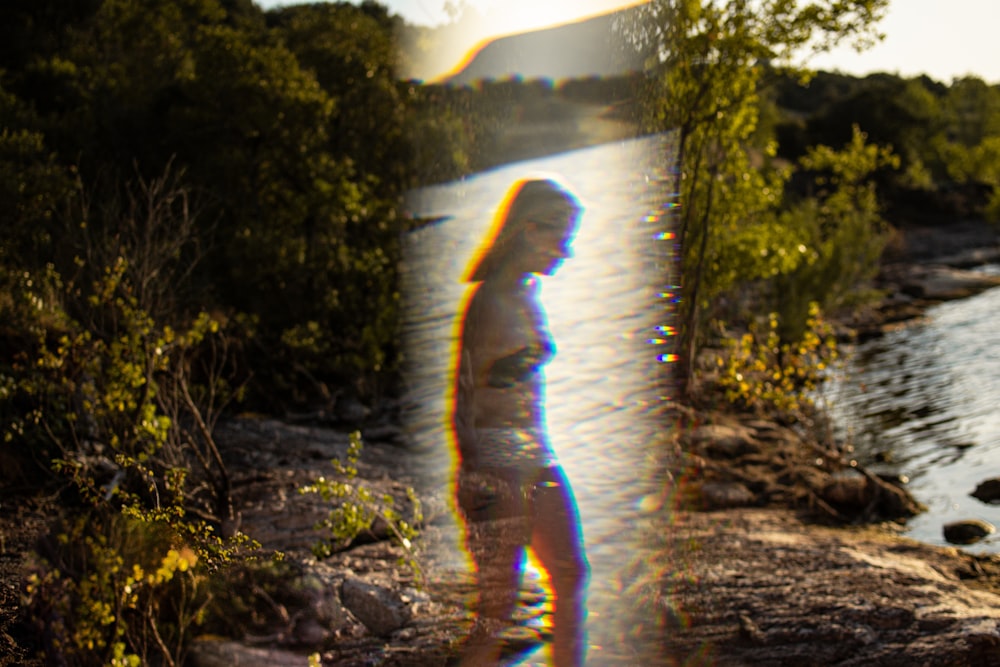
651,508,1000,666
188,639,313,667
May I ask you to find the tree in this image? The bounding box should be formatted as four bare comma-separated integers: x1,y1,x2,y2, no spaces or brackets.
634,0,889,397
269,2,410,193
772,125,898,342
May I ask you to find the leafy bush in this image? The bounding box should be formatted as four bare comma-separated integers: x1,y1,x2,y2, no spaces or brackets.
25,512,209,667
299,431,422,580
717,302,838,416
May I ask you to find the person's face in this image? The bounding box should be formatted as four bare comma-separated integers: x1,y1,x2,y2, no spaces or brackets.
524,211,578,276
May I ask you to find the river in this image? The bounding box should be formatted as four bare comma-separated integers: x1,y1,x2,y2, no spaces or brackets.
400,133,676,664
822,265,1000,554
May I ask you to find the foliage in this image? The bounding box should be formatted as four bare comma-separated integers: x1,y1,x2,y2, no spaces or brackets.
299,431,423,581
0,2,426,659
770,125,898,341
1,161,259,663
635,0,889,394
24,512,209,667
784,71,1000,221
717,302,837,415
0,0,413,408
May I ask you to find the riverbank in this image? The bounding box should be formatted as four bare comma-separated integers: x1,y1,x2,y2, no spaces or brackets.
846,219,1000,340
651,400,1000,665
650,218,1000,664
4,220,1000,665
655,506,1000,665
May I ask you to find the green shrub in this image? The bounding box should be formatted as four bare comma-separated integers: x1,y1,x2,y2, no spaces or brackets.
717,302,838,417
299,431,422,581
24,512,209,667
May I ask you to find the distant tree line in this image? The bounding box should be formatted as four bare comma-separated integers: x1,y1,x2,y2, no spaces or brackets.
773,70,1000,223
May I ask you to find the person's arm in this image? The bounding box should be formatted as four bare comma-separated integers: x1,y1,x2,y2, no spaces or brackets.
453,286,488,469
486,345,544,387
452,346,479,469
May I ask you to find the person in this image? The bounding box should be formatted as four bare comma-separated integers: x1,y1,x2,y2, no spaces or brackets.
451,178,589,666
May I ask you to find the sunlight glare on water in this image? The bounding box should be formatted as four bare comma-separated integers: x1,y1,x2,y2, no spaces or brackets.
401,133,676,664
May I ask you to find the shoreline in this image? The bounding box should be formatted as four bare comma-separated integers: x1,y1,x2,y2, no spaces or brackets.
654,218,1000,664
4,220,1000,665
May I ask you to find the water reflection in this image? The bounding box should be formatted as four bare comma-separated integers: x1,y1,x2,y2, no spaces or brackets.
402,135,674,663
822,278,1000,552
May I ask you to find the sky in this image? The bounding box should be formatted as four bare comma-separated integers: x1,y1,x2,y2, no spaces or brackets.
256,0,1000,84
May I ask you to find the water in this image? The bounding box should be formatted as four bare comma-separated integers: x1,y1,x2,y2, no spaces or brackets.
823,267,1000,553
400,133,675,663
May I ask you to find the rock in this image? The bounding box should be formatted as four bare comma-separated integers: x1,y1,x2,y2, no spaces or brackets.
819,472,923,521
972,478,1000,504
820,474,870,510
686,424,760,458
700,481,756,509
361,423,410,447
188,639,311,667
341,577,411,636
297,573,352,641
335,395,370,425
943,519,996,545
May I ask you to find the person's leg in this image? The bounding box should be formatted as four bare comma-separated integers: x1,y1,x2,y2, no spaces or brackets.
530,466,589,667
457,468,531,665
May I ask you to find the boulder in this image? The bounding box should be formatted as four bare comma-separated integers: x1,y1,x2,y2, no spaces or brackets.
818,472,923,521
902,266,1000,300
341,577,411,636
820,474,870,510
971,478,1000,504
943,519,996,545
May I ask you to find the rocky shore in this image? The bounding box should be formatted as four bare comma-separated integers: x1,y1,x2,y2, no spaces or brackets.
5,220,1000,665
652,218,1000,665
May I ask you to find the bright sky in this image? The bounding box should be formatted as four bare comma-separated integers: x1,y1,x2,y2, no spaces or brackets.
256,0,1000,84
806,0,1000,84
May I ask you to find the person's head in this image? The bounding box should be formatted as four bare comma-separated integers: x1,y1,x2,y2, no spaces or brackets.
465,178,582,282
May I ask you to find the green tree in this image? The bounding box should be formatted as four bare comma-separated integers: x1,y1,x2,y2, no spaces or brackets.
773,125,898,342
270,1,410,193
944,76,1000,148
636,0,889,396
0,83,74,275
804,74,944,189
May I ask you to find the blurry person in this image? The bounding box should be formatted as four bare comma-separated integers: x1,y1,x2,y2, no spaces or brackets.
451,178,589,666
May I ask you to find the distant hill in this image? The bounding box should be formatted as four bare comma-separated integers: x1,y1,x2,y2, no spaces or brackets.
442,7,648,86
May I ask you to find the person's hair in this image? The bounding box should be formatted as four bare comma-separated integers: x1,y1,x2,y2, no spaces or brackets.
464,178,581,283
